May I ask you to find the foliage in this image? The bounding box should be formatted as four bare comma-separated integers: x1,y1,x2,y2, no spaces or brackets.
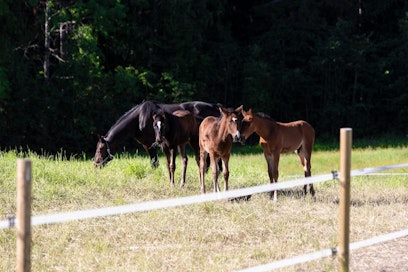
0,0,407,154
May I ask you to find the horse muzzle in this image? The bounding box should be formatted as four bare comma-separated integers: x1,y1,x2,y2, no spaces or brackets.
232,131,241,143
93,154,114,168
152,138,163,148
93,161,105,168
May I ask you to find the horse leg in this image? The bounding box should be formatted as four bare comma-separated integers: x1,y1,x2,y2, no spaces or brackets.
162,148,173,185
191,137,213,173
297,151,308,196
178,145,188,188
210,155,220,192
221,156,230,191
162,146,174,185
199,149,207,193
264,151,279,201
169,148,176,186
297,150,315,198
305,156,315,198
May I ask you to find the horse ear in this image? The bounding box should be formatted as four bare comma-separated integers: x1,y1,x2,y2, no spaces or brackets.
153,112,158,120
235,105,243,113
219,107,225,115
242,109,253,118
164,111,170,119
219,106,231,116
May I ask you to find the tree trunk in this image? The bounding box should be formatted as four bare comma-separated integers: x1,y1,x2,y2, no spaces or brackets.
43,1,50,82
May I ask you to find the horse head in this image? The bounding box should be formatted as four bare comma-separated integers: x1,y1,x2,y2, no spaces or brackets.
93,136,114,167
239,108,255,144
152,110,168,146
220,105,243,142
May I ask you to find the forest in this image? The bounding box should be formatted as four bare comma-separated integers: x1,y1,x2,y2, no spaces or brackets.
0,0,407,154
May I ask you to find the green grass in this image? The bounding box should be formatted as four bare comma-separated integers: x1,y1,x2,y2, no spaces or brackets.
1,144,408,271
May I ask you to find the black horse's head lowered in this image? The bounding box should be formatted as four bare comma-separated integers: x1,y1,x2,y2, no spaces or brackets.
93,136,114,167
93,100,222,169
93,101,161,168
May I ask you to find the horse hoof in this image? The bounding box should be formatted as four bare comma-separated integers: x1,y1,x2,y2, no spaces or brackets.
311,194,316,201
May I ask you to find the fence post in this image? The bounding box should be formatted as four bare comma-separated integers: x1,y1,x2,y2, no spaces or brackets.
16,159,32,272
338,128,352,272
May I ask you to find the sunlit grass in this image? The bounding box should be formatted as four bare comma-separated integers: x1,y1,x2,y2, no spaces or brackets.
0,145,407,271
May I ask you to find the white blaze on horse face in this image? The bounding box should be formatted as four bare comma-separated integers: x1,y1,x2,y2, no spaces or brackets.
157,121,162,130
231,117,240,139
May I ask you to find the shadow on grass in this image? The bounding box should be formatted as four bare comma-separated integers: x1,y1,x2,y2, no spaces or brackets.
228,188,315,203
331,197,408,207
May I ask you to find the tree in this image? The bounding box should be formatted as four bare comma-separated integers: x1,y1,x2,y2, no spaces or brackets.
1,0,407,154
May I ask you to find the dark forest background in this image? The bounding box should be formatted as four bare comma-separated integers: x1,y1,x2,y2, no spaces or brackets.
1,0,407,155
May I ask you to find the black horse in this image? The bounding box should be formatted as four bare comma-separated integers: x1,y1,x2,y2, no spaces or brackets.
93,100,221,168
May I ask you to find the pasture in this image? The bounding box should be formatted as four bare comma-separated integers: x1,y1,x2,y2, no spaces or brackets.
1,144,408,271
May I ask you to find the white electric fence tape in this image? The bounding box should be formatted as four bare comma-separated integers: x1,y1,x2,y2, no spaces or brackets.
237,248,335,272
1,162,408,271
0,173,334,229
1,162,407,230
237,228,408,272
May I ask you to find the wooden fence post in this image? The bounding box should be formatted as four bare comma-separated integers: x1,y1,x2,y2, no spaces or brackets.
338,128,352,272
16,159,32,272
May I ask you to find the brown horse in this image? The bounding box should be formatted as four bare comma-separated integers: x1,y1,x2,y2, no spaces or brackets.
152,109,199,187
199,105,243,193
240,109,315,201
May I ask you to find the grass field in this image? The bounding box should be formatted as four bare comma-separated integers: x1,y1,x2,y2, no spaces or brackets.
1,143,408,271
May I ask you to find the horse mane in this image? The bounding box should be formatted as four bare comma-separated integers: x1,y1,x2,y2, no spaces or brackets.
107,104,141,135
256,112,275,121
107,100,160,136
137,101,161,130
